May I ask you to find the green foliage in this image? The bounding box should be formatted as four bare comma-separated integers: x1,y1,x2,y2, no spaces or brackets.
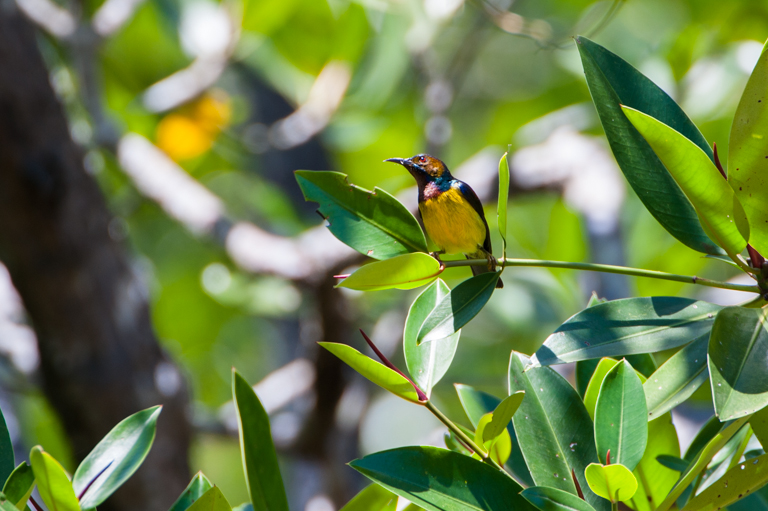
186,487,232,511
584,463,638,503
349,446,533,511
0,411,14,489
338,484,397,511
30,446,81,511
521,487,597,511
497,151,510,257
483,392,525,443
2,463,34,511
73,406,161,509
474,413,512,466
682,453,768,511
295,171,428,259
594,360,648,471
168,473,214,511
338,253,441,291
627,414,680,511
232,371,289,511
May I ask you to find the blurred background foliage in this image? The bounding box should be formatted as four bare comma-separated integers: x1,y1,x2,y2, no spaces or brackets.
6,0,768,509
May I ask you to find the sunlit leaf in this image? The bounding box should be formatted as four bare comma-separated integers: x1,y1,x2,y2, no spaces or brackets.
622,106,749,258
338,253,441,291
30,446,80,511
339,484,397,511
2,463,34,510
751,406,768,450
498,151,510,255
168,472,213,511
186,487,231,511
521,486,597,511
319,343,420,402
403,279,460,397
73,406,161,509
483,391,525,443
474,413,512,466
295,171,427,259
683,452,768,510
349,446,534,511
583,358,620,421
417,272,499,344
584,463,638,503
654,455,688,473
576,36,722,255
532,297,720,366
729,39,768,256
508,352,606,511
594,360,648,471
232,371,289,511
626,414,680,511
709,307,768,420
644,334,708,419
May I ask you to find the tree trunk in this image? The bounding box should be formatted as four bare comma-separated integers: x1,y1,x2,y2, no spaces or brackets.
0,6,192,511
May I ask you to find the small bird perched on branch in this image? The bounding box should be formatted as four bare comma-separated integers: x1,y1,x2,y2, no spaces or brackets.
386,154,503,288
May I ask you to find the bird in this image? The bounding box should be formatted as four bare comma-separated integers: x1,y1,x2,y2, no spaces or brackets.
385,154,503,288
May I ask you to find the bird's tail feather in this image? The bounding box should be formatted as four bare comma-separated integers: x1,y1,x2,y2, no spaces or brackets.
466,250,503,289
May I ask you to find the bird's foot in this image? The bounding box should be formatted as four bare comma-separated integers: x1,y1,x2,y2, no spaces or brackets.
484,251,497,272
429,251,446,271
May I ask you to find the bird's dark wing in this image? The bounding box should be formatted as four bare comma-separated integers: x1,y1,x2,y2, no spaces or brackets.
455,180,492,254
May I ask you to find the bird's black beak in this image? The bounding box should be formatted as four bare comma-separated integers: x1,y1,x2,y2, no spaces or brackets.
384,157,407,166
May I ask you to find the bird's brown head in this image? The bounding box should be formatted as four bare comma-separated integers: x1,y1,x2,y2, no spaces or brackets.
385,154,451,183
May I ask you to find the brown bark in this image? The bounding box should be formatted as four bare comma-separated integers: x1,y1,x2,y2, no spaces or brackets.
0,6,191,511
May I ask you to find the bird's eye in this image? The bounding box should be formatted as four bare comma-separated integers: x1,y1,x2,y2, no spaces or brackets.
418,156,427,163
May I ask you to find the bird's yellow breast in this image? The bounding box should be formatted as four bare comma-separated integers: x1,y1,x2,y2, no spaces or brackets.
419,185,487,255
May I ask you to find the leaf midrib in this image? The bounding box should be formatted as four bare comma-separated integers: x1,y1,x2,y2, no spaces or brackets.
721,309,768,412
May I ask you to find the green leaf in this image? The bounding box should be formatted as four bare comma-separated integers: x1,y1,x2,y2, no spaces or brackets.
583,358,620,421
0,494,20,511
585,463,638,503
474,413,512,466
444,430,473,457
0,408,14,486
575,36,722,255
483,391,525,443
30,446,80,511
709,307,768,419
532,297,721,366
186,487,232,511
644,334,709,419
416,272,499,344
319,343,420,402
73,406,161,509
498,151,510,255
683,452,768,510
232,505,253,511
729,39,768,256
622,106,749,257
751,406,768,450
349,446,534,511
508,352,607,511
339,484,397,511
2,463,34,510
168,472,213,511
295,171,427,259
684,415,723,462
338,253,441,291
404,279,460,397
577,355,655,399
626,414,680,511
232,371,289,511
454,385,533,486
594,360,648,471
655,455,689,472
521,487,597,511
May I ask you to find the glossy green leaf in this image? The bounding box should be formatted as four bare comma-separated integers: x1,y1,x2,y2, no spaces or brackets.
626,413,680,511
644,334,709,419
187,487,231,511
319,342,419,402
339,484,397,511
583,358,620,421
521,486,597,511
585,463,638,503
683,452,768,510
349,446,534,511
577,354,655,399
417,272,499,344
655,455,688,472
0,494,20,511
295,171,427,259
483,391,524,443
751,406,768,450
709,307,768,419
729,39,768,256
454,385,533,486
474,413,512,466
73,405,161,509
168,472,213,511
404,279,460,397
232,370,289,511
443,429,472,456
576,36,722,255
508,352,607,511
622,106,749,257
594,360,648,471
338,253,441,291
498,151,510,255
532,297,720,366
30,446,80,511
2,463,34,511
0,408,14,486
